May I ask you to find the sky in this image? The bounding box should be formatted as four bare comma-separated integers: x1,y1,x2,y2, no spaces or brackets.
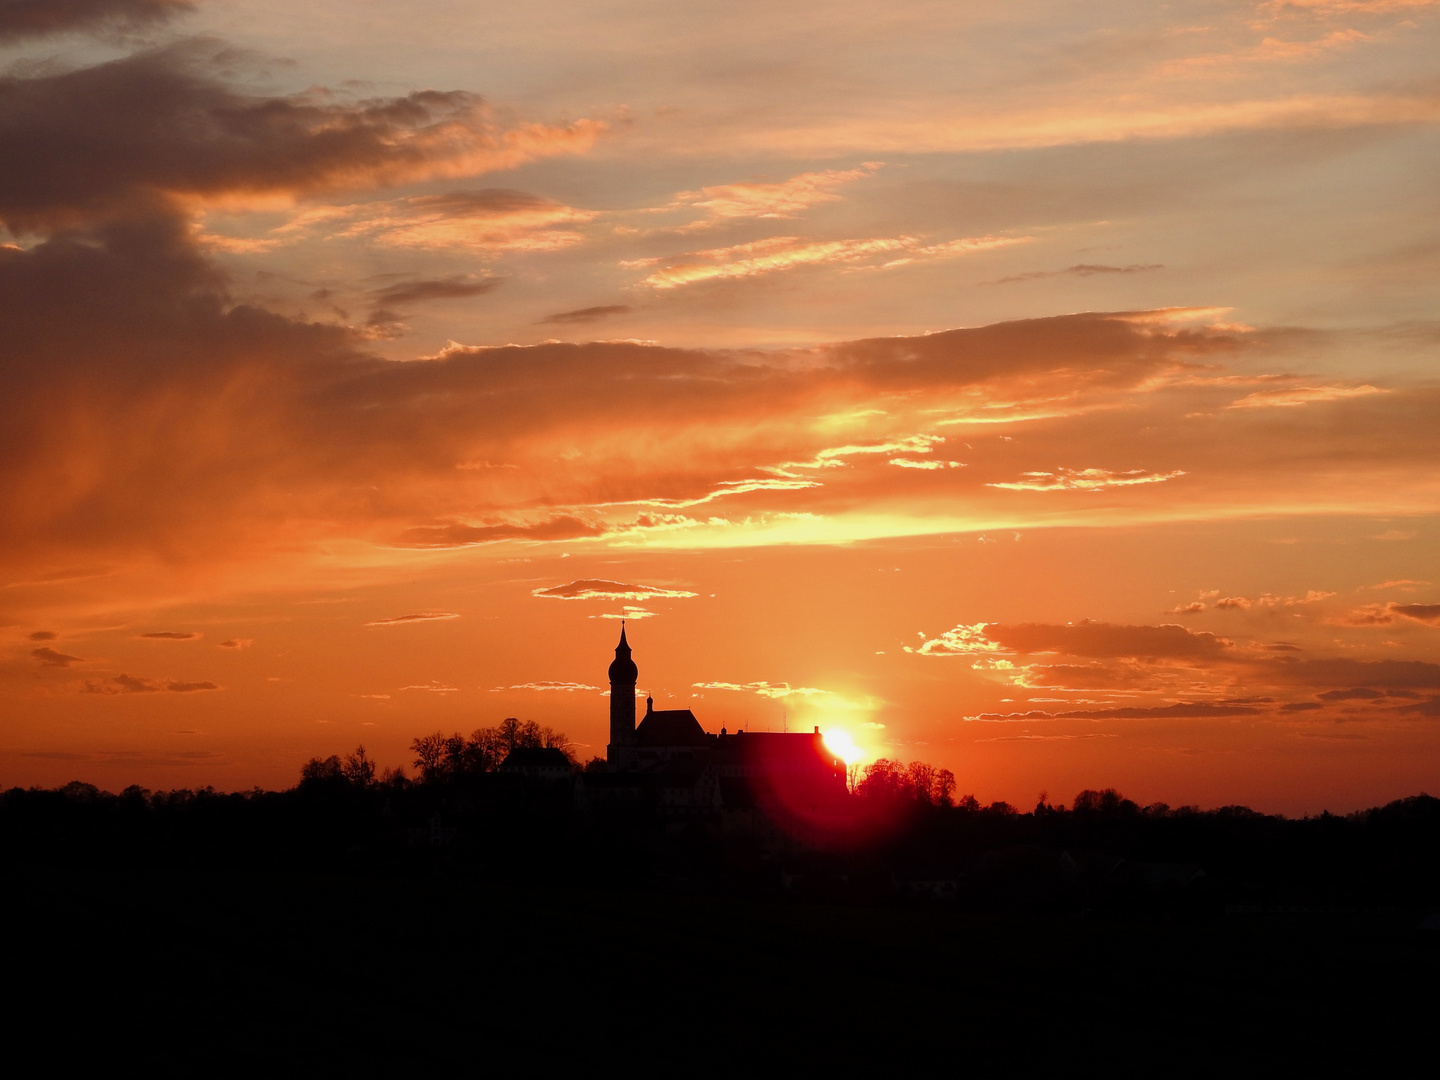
2,0,1438,812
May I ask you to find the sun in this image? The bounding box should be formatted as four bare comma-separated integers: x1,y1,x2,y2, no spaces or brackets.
822,727,862,765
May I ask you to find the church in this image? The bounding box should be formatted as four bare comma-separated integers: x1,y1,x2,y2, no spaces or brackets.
577,625,850,847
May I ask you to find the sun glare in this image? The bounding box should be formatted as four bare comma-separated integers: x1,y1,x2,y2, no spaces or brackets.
822,728,862,765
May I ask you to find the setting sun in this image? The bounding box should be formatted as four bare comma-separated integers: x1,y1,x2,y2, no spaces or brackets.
822,729,863,766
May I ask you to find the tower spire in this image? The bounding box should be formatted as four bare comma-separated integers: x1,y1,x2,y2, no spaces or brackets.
606,624,638,769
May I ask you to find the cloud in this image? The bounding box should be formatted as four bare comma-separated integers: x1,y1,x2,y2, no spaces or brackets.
1333,602,1440,626
81,673,219,693
889,458,965,470
4,238,1435,583
1317,687,1385,701
1055,702,1263,719
987,468,1186,492
671,164,882,221
364,613,460,626
590,606,656,620
138,630,199,639
635,233,1027,289
1266,658,1440,689
0,43,602,232
1215,591,1334,611
1392,604,1440,625
370,277,500,309
216,638,253,649
970,701,1264,721
993,263,1164,284
32,646,84,667
362,276,501,337
0,0,191,43
252,189,596,254
538,305,632,325
973,733,1119,742
912,620,1231,660
400,681,459,692
531,579,698,601
692,680,828,699
394,516,605,548
770,434,948,474
28,630,57,640
1227,385,1387,409
490,681,600,692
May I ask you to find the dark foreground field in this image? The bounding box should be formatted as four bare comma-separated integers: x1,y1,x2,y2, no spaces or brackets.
6,864,1434,1072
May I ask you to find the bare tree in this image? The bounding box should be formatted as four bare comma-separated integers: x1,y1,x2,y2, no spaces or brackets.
410,733,449,783
342,745,376,788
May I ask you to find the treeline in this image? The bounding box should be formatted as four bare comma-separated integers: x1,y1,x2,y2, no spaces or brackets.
3,738,1439,912
298,718,575,791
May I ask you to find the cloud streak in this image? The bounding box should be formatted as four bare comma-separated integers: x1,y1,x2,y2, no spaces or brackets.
532,579,698,601
364,613,461,626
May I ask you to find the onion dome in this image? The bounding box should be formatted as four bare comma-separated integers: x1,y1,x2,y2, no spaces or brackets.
608,622,638,683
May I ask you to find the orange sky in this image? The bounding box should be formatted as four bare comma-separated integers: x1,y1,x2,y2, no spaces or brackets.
3,0,1439,813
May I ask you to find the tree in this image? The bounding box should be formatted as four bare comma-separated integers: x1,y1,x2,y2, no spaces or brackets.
342,745,376,788
933,768,956,808
410,719,577,782
410,734,449,783
301,755,344,784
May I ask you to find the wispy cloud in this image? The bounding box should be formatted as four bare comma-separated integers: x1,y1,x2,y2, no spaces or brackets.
32,647,84,667
987,468,1186,492
634,234,1028,289
82,674,220,694
992,263,1164,285
671,164,882,221
538,305,632,325
1227,385,1387,409
365,613,461,626
692,680,828,699
490,681,600,692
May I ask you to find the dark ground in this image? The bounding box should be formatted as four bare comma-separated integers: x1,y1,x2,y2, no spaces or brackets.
6,863,1434,1073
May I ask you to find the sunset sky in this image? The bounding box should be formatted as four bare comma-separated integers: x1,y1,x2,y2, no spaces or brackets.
3,0,1438,812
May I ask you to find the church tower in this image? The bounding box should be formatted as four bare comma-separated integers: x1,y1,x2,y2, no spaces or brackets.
606,623,638,769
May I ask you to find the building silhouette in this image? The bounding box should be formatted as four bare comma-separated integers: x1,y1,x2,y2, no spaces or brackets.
583,624,849,847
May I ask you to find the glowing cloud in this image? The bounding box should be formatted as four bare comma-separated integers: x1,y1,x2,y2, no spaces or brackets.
591,606,656,620
1227,385,1388,409
987,468,1187,492
637,234,1027,289
532,580,698,601
692,681,828,699
490,681,601,692
672,164,882,220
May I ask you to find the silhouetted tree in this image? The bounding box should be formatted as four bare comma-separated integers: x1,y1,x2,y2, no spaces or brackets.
301,755,344,784
1073,788,1139,816
856,759,956,806
342,746,376,788
410,718,576,784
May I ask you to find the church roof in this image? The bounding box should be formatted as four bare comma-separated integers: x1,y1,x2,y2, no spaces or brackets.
635,708,708,747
